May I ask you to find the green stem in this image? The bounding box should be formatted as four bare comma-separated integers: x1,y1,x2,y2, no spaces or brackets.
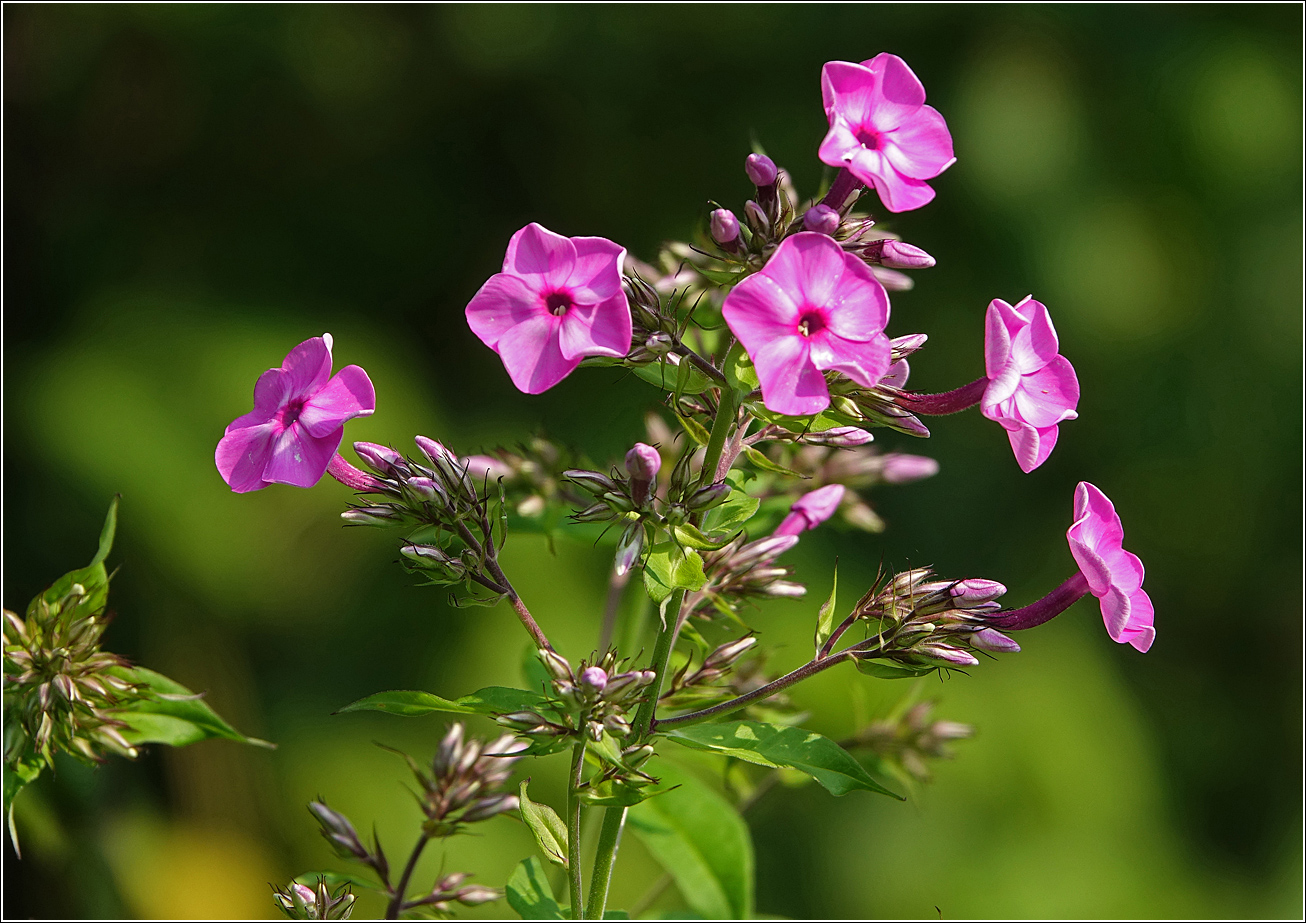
632,588,687,739
584,806,627,919
567,740,587,919
700,385,740,488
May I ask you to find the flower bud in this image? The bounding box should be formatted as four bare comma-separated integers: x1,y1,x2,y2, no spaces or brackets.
538,648,574,683
890,333,928,359
704,635,757,670
918,644,980,667
764,580,807,598
732,534,799,568
686,483,731,511
565,469,620,495
573,501,616,523
579,666,608,693
803,426,874,447
865,238,936,269
744,200,769,234
402,543,454,566
803,204,840,236
870,266,913,291
745,152,778,186
614,523,644,577
308,801,369,859
625,443,662,481
456,886,502,907
950,579,1007,606
969,628,1021,653
879,453,939,485
354,441,403,474
710,209,741,250
624,744,655,768
414,435,457,467
464,455,513,482
407,476,441,501
462,793,519,822
292,883,316,905
644,332,674,356
341,507,400,526
603,714,631,737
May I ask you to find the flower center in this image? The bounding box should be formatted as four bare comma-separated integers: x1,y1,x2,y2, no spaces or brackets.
280,398,305,427
797,311,827,338
545,292,573,317
855,126,884,151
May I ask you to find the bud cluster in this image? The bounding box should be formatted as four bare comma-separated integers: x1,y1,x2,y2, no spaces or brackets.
688,533,807,622
499,649,656,746
401,872,501,915
850,700,974,783
3,586,143,767
850,568,1017,670
273,878,356,921
400,723,525,837
660,635,758,707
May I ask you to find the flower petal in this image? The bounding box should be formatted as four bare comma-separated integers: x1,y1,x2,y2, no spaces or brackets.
215,422,279,493
881,105,955,179
817,120,864,170
1072,482,1126,551
299,365,377,438
495,313,578,394
567,236,626,302
808,331,891,389
860,157,937,213
821,60,881,127
824,255,890,340
753,335,828,416
466,272,547,349
862,53,928,131
557,292,632,360
722,272,801,349
1011,358,1080,428
1008,298,1061,373
281,336,334,398
791,484,846,527
225,368,289,431
262,422,341,488
1067,531,1114,597
1001,419,1058,473
983,299,1019,379
1097,585,1135,645
763,232,847,308
503,223,577,289
1120,588,1156,652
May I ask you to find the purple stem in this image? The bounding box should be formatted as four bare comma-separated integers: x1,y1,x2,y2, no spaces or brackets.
327,453,385,492
898,376,988,416
986,572,1091,632
821,169,864,212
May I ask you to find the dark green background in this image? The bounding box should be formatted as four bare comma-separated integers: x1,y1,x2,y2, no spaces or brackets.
4,4,1301,918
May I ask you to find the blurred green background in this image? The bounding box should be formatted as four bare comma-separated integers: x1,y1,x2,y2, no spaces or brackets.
4,4,1301,919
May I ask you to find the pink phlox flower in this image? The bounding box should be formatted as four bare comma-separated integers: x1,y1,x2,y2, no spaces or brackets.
1066,482,1155,653
981,296,1079,473
818,54,956,213
774,484,846,537
466,222,632,394
722,233,891,416
216,334,376,493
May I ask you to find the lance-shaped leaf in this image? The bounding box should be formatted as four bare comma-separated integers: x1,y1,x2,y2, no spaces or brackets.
632,358,713,395
665,720,901,799
108,666,273,749
700,478,760,539
27,496,120,624
853,658,936,680
505,856,565,920
519,781,568,868
627,760,753,920
814,563,839,655
336,686,552,718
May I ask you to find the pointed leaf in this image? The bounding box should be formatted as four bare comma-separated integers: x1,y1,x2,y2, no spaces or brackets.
665,720,901,799
632,359,713,395
336,686,551,718
643,543,707,604
743,446,805,478
814,563,839,655
519,781,568,868
108,667,273,749
506,856,565,920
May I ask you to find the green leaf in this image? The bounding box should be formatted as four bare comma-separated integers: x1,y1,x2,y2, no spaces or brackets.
519,781,568,868
27,497,121,625
90,495,119,567
4,747,43,857
672,523,728,551
578,778,677,807
673,411,713,447
336,686,551,718
694,265,748,286
814,563,839,655
853,658,936,680
742,446,805,478
627,760,754,920
506,856,565,920
723,344,759,393
700,485,759,539
643,543,707,604
109,667,273,749
632,359,712,395
665,720,901,799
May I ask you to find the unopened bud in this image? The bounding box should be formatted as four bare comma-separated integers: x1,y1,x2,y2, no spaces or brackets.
744,200,769,234
745,152,778,186
407,477,440,501
438,723,465,766
710,209,741,250
733,534,799,568
644,332,674,356
462,793,518,822
879,453,939,485
538,648,573,683
705,635,757,669
687,483,731,511
625,443,662,481
353,441,402,474
614,524,644,577
292,883,316,905
464,455,513,482
968,627,1021,653
871,266,913,291
573,502,616,523
803,204,840,236
624,744,655,768
414,435,457,467
456,886,502,907
919,644,980,667
931,720,975,740
602,714,631,737
804,426,874,447
890,333,928,359
865,238,936,269
579,666,608,693
951,579,1007,606
764,581,807,598
402,543,453,565
566,469,621,495
341,507,399,526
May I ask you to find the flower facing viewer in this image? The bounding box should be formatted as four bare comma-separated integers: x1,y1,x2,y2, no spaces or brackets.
466,223,632,394
216,334,375,493
818,53,956,212
722,233,891,416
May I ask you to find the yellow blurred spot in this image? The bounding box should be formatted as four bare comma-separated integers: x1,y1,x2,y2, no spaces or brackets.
103,815,279,919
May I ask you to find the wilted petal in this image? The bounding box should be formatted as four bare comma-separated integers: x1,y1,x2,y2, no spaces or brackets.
495,313,578,394
216,422,279,493
299,365,377,437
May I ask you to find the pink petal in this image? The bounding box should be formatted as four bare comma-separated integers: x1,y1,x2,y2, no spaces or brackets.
1002,419,1058,473
1067,533,1114,598
557,292,632,361
817,120,863,170
821,60,881,127
753,336,829,416
226,368,289,431
1011,359,1080,428
1073,482,1125,551
981,366,1021,415
860,157,937,213
764,233,846,308
495,313,578,394
722,273,801,348
772,512,808,537
262,421,340,488
1098,585,1135,645
299,365,376,438
881,357,910,388
792,484,846,526
281,336,334,398
882,105,955,179
215,422,279,493
1120,588,1156,652
1008,299,1060,373
466,273,547,348
862,53,928,131
983,300,1018,379
567,236,626,303
823,256,890,341
503,223,577,289
808,331,891,389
